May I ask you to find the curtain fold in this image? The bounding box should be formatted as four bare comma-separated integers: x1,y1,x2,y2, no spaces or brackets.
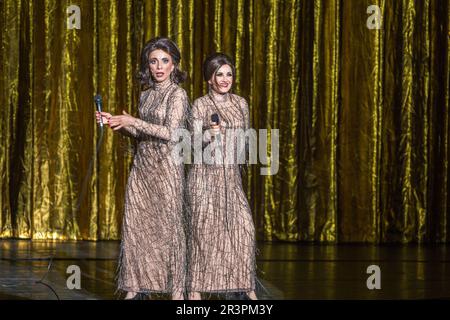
0,0,448,242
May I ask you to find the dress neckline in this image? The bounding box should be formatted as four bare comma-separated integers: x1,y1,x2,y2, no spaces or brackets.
208,89,230,103
154,77,173,91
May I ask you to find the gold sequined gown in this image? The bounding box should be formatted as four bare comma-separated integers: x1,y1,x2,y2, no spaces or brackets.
186,92,257,294
116,78,189,295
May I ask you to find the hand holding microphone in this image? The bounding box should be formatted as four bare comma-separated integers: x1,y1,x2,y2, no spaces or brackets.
210,113,221,136
94,94,112,127
95,111,112,126
94,94,134,131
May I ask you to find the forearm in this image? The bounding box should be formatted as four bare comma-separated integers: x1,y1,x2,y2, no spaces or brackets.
119,126,139,138
131,118,173,141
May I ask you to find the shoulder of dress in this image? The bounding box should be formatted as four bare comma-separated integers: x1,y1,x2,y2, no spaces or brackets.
171,85,188,96
140,88,151,96
193,95,211,107
191,96,211,117
167,86,190,106
139,88,152,102
231,94,248,107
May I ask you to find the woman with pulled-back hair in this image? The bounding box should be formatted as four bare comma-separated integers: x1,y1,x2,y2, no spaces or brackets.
186,53,258,300
95,37,189,300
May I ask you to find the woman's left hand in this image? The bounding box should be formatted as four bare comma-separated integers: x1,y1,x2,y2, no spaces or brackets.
108,110,135,131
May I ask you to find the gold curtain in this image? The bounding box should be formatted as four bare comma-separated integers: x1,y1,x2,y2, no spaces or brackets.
0,0,448,242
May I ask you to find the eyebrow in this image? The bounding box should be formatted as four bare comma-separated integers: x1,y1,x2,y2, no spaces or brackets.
149,56,170,60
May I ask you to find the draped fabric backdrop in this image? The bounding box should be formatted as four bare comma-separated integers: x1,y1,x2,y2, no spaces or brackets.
0,0,449,242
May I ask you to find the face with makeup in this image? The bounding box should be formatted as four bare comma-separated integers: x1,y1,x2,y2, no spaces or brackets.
208,64,233,94
149,49,175,83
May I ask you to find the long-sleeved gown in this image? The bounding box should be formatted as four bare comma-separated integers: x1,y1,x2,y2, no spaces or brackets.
116,78,189,295
186,92,257,294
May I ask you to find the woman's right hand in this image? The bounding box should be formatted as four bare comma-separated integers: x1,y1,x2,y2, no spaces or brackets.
95,111,112,125
209,122,221,136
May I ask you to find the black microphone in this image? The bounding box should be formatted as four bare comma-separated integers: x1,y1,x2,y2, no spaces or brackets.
210,113,221,143
211,113,220,125
94,94,103,127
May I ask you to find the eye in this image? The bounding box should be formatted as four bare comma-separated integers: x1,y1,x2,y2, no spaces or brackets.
216,72,223,77
162,58,169,64
150,59,156,64
226,72,233,77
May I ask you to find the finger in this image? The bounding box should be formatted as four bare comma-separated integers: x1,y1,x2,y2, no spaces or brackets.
109,119,121,126
122,110,129,115
113,124,123,131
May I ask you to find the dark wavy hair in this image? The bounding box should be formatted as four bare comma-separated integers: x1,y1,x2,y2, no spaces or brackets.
203,52,236,83
139,37,187,88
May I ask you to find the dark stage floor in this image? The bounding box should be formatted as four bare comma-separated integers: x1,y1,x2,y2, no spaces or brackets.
0,240,449,300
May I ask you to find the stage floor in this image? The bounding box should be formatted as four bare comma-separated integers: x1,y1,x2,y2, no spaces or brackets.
0,240,449,300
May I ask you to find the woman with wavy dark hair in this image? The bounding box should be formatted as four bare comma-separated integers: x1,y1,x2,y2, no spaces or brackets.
96,37,189,300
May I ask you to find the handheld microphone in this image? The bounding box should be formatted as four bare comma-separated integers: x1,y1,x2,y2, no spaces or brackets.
211,113,220,125
210,113,221,143
94,94,103,127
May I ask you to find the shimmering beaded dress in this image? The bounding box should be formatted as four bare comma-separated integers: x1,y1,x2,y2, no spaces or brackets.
116,78,189,295
186,91,257,295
